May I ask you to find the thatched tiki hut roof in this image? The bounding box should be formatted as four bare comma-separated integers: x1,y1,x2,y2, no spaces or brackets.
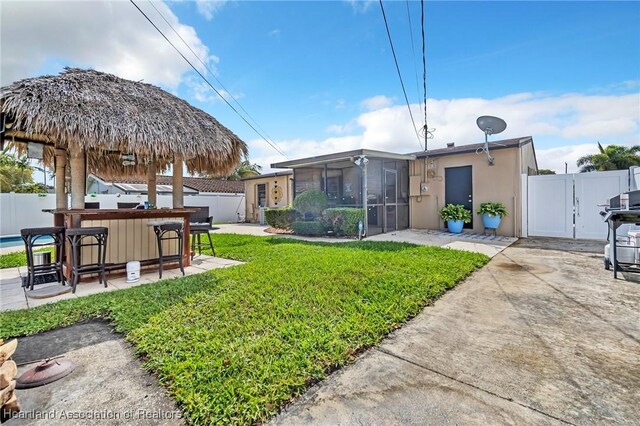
1,68,248,208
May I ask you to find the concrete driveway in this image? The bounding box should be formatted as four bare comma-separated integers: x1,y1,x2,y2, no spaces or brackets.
273,239,640,425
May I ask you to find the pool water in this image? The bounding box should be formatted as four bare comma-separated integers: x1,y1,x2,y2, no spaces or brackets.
0,235,54,248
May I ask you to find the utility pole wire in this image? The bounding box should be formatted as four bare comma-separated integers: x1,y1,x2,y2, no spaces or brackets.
129,0,287,158
379,0,424,151
145,1,279,151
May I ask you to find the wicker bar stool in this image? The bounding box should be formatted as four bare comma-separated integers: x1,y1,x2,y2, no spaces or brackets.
190,223,215,259
66,227,109,293
20,226,66,290
152,222,185,279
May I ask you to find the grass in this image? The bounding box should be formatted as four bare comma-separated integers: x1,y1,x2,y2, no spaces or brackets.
0,246,54,269
0,234,488,424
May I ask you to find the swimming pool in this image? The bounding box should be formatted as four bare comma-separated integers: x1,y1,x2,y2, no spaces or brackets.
0,235,54,249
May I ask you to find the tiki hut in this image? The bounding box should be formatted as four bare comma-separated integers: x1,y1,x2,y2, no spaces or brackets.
0,68,247,208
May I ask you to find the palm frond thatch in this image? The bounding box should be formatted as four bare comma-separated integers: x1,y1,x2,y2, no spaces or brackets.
1,68,247,176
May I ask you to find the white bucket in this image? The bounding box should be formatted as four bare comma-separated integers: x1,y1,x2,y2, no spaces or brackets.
126,261,141,283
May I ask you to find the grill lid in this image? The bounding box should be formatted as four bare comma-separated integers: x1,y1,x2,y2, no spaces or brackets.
16,358,76,389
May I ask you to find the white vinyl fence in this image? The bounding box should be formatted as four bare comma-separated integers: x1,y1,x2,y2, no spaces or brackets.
523,170,629,240
0,193,245,236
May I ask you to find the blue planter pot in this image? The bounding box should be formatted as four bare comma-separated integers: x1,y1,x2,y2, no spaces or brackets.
447,220,464,234
482,214,502,229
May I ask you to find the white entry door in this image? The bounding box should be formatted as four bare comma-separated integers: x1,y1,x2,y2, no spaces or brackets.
574,170,629,240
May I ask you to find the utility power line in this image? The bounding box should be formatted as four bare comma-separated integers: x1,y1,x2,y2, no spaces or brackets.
378,0,424,151
405,0,423,120
420,0,433,150
129,0,287,158
145,1,279,152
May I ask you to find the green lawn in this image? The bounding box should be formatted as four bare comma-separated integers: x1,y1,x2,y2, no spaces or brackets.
0,246,53,269
0,234,488,424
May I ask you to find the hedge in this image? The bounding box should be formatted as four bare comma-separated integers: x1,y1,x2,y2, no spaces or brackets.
265,207,298,230
292,221,326,236
292,190,328,220
321,208,365,237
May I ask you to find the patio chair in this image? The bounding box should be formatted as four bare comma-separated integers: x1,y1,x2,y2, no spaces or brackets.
151,222,185,279
186,206,215,258
20,227,66,290
65,227,109,293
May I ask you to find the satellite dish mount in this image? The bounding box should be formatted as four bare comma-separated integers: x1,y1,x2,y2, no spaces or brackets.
476,116,507,166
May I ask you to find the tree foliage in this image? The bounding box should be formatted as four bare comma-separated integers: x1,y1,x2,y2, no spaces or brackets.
0,147,39,192
227,159,262,180
537,169,556,175
576,143,640,173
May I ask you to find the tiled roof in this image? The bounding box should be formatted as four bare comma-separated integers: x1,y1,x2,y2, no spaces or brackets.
99,175,245,194
412,136,533,158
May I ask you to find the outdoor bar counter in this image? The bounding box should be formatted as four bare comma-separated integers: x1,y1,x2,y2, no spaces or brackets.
48,208,196,278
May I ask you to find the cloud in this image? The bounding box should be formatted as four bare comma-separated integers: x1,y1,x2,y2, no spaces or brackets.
345,0,375,14
361,95,394,111
195,0,228,20
0,1,214,88
535,144,599,174
268,29,281,37
248,91,640,174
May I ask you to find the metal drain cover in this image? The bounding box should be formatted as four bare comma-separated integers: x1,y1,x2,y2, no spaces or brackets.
16,358,76,389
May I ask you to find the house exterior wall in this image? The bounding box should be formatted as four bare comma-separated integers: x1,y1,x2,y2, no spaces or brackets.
409,147,524,237
244,174,293,222
520,141,538,175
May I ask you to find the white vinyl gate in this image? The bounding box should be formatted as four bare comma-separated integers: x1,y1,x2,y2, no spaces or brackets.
526,170,629,240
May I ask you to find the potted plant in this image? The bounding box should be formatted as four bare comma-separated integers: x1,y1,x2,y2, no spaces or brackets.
477,202,508,230
439,204,471,234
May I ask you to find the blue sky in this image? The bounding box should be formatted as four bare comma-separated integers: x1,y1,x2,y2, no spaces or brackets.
2,0,639,174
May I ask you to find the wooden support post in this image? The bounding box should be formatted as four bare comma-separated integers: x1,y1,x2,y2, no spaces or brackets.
54,148,67,209
147,159,157,207
69,145,85,209
172,155,184,209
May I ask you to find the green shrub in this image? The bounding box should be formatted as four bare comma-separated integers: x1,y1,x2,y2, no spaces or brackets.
321,208,365,236
292,220,326,236
476,202,508,217
439,204,472,223
293,190,328,219
265,207,298,229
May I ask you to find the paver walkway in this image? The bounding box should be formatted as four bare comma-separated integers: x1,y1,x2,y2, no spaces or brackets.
273,239,640,425
0,255,242,311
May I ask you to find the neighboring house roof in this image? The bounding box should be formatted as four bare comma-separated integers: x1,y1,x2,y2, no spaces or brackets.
113,182,198,194
412,136,533,158
241,171,293,181
92,175,245,194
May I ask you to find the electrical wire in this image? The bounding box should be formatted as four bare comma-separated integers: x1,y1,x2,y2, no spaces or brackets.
145,1,279,151
420,0,434,148
405,0,423,120
378,0,424,151
129,0,287,158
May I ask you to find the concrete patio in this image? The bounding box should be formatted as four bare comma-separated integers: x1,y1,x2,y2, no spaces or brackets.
0,255,242,312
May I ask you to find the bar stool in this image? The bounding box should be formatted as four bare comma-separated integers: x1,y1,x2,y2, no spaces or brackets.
152,222,185,279
66,227,109,293
20,227,66,290
190,223,215,259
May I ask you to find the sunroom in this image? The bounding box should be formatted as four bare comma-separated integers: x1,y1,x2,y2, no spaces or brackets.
272,149,415,236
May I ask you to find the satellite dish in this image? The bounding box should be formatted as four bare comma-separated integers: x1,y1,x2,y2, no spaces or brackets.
476,116,507,135
476,115,507,166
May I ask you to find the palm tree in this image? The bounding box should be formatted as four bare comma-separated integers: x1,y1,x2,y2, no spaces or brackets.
227,159,262,180
577,143,640,172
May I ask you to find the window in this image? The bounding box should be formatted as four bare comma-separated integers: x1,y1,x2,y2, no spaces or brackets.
257,184,267,207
